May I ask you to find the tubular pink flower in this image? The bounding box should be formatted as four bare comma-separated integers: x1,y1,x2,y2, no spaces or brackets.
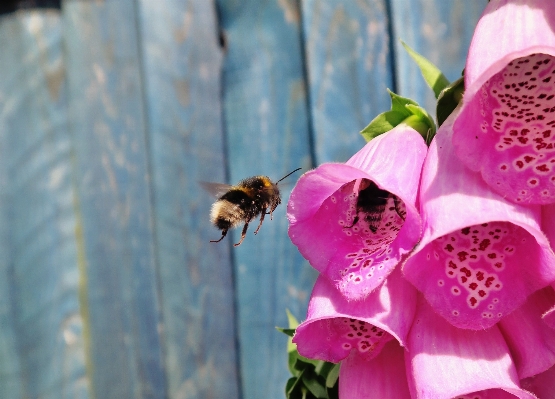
452,0,555,204
339,340,410,399
406,295,537,399
403,109,555,330
287,125,426,300
292,267,416,363
540,204,555,329
498,286,555,379
521,364,555,399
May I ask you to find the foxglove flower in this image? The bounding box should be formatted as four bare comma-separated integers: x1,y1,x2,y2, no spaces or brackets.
498,286,555,379
288,125,427,300
293,267,416,397
522,364,555,399
403,109,555,330
292,267,416,362
452,0,555,204
539,203,555,329
339,340,410,399
406,295,537,399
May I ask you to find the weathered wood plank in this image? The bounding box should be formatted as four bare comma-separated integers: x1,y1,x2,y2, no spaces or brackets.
389,0,488,112
216,0,316,398
0,9,86,399
62,1,166,398
137,0,240,398
301,0,394,163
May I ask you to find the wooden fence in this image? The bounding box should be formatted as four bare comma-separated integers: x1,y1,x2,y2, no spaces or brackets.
0,1,486,398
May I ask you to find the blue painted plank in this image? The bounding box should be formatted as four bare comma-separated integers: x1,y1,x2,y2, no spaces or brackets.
137,0,240,398
301,0,395,164
216,0,316,398
0,10,87,399
62,2,166,398
389,0,488,113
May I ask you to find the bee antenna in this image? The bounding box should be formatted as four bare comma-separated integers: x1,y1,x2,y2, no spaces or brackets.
276,168,302,184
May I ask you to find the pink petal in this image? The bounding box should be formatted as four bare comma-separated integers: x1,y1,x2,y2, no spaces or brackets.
288,125,426,300
540,204,555,329
339,340,410,399
404,109,555,330
406,295,537,399
521,364,555,399
542,298,555,330
452,0,555,204
498,286,555,378
292,267,417,363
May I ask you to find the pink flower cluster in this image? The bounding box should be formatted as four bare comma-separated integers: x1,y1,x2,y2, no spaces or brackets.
287,1,555,397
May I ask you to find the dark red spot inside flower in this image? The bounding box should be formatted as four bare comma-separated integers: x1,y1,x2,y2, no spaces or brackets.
476,271,484,281
478,239,491,251
448,260,457,269
485,277,495,287
460,267,472,277
461,227,470,235
478,290,486,297
469,282,478,290
516,160,524,169
487,253,497,259
457,252,469,262
536,164,549,172
470,297,478,307
524,155,535,163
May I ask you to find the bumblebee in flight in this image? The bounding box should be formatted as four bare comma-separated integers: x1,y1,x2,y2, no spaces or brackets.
202,168,301,246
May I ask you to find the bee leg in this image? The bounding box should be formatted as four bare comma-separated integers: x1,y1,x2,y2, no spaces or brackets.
210,229,227,243
343,215,360,229
366,212,383,233
234,222,249,247
254,211,266,235
393,196,406,220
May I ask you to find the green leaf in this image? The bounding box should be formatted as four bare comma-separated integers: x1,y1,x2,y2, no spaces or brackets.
276,327,296,337
360,90,417,141
437,75,465,126
401,40,450,98
404,105,436,145
301,373,329,399
360,110,406,141
360,90,437,144
293,355,321,371
389,89,418,114
286,376,301,398
324,364,340,389
277,310,304,374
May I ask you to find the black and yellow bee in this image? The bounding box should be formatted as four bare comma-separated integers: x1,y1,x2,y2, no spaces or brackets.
345,179,405,233
202,168,301,246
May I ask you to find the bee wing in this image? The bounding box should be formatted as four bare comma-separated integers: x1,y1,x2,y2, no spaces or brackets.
199,181,234,198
